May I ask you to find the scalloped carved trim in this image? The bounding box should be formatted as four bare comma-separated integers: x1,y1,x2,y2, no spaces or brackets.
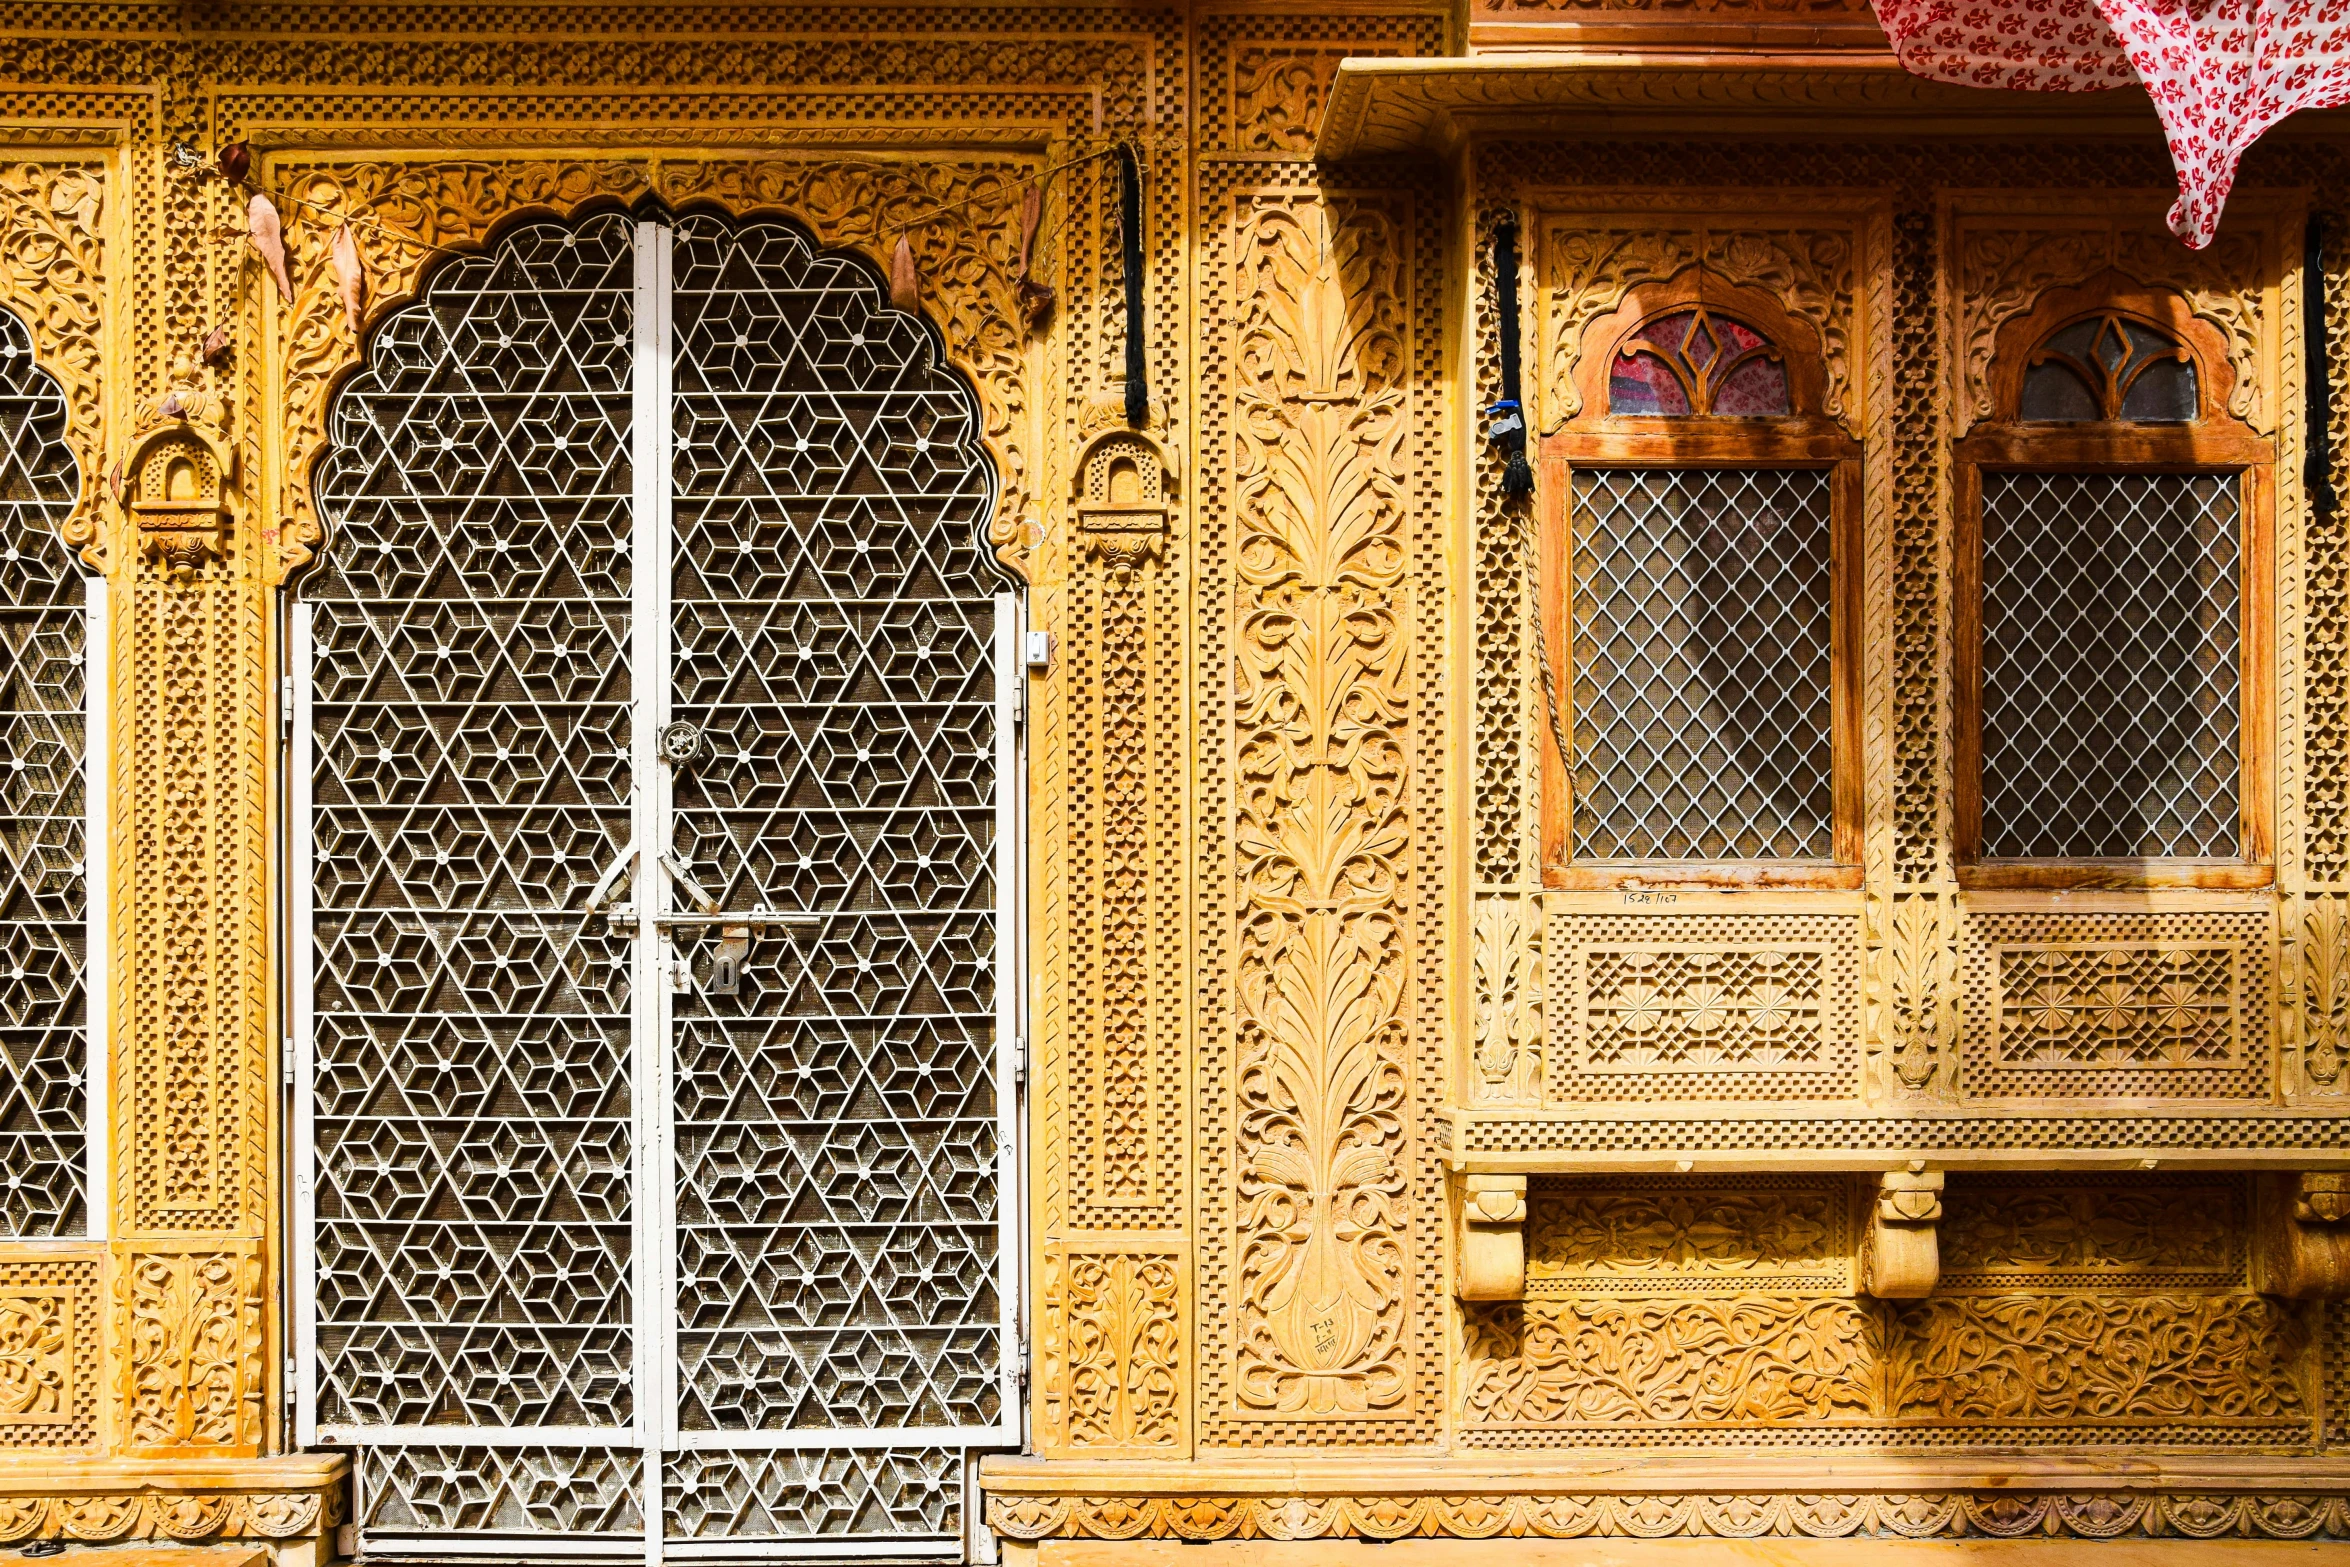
0,160,107,565
986,1489,2350,1542
267,154,1045,587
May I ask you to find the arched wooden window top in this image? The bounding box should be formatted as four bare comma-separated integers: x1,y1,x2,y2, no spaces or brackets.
2018,311,2198,423
1608,306,1791,417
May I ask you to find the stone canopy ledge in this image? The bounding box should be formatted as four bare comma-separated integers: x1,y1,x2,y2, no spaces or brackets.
0,1456,348,1553
1312,55,2212,159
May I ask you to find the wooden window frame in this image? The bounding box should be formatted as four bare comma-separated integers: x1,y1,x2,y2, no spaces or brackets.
1954,274,2275,891
1539,276,1865,891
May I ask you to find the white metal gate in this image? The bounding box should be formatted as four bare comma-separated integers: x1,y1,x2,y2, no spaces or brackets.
294,212,1020,1562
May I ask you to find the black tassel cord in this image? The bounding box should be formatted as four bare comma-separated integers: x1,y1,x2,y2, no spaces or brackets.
1118,146,1149,427
2310,214,2337,524
1490,217,1535,501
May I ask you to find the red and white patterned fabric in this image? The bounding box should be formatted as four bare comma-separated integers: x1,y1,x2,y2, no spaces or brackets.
1871,0,2350,246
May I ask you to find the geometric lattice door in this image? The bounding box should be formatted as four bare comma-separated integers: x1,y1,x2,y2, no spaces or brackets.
295,212,1019,1563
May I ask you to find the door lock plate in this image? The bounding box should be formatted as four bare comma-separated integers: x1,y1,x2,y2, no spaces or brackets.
710,924,752,996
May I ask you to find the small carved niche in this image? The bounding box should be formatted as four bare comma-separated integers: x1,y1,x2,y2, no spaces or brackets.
122,423,233,580
1073,428,1173,569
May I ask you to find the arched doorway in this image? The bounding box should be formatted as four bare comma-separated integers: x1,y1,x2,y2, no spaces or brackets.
293,209,1020,1561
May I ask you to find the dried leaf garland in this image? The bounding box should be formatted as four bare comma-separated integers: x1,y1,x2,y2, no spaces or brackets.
247,192,292,300
215,141,251,186
201,323,232,367
331,223,366,335
889,233,920,313
1015,182,1053,330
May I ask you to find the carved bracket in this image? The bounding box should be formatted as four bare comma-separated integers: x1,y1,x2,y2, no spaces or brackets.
1860,1165,1943,1299
1072,426,1174,569
1456,1173,1527,1301
2251,1172,2350,1299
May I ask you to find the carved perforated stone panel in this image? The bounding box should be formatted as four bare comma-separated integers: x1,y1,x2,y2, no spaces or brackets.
0,304,88,1237
666,214,1004,1448
307,213,639,1437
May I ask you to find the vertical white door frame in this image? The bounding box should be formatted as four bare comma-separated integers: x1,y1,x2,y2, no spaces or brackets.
632,217,675,1567
81,577,109,1242
289,599,318,1449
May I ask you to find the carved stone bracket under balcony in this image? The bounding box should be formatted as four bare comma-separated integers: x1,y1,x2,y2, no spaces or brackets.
2251,1172,2350,1299
1456,1172,1527,1300
1860,1164,1944,1299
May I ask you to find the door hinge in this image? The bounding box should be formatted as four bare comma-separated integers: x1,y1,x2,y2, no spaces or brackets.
284,1354,298,1410
1018,1344,1031,1390
279,675,295,738
282,1039,295,1090
1012,1035,1028,1092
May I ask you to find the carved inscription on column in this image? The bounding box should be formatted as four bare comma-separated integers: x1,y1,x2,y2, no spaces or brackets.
1228,192,1412,1421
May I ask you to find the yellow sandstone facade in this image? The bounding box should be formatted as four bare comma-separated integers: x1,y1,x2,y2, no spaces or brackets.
0,1,2337,1563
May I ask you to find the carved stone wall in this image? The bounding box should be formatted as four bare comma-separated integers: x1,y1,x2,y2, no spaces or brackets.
1,2,2348,1559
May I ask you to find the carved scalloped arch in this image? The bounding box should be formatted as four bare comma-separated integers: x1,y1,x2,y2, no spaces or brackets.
270,155,1043,587
0,161,105,566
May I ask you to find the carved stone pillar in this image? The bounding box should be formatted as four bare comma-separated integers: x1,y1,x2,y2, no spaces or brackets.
1860,1165,1943,1298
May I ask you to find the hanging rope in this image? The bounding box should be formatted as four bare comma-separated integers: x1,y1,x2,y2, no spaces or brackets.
1486,212,1570,779
2309,213,2337,525
1116,143,1148,427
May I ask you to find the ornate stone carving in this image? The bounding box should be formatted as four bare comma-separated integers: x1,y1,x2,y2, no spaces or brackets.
271,155,1045,586
1073,425,1174,570
1949,194,2290,435
1545,912,1861,1103
119,370,235,581
989,1488,2350,1543
1455,1174,1528,1301
1470,894,1543,1104
1534,199,1871,430
1227,191,1413,1422
1939,1174,2246,1289
1860,1166,1943,1299
0,1256,96,1448
2252,1172,2350,1299
0,161,105,561
1052,1251,1183,1452
1462,1296,1880,1428
1958,910,2274,1100
1526,1174,1853,1295
115,1244,264,1457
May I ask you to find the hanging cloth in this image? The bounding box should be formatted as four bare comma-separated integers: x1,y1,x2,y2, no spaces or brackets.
1869,0,2350,246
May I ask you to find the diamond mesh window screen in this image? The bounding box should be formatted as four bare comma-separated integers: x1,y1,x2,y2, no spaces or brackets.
0,307,87,1237
1568,467,1836,860
1978,470,2241,859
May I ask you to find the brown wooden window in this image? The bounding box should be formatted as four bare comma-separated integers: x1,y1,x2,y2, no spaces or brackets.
1541,282,1863,890
1956,276,2273,889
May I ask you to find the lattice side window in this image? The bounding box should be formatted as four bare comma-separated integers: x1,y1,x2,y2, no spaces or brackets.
1567,467,1834,860
0,305,95,1239
1546,291,1859,883
1978,471,2240,858
1961,295,2267,879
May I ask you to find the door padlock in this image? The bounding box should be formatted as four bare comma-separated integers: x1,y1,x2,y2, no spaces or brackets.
709,923,751,997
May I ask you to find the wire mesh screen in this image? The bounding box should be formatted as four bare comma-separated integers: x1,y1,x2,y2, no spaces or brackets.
308,214,637,1434
1568,467,1836,860
0,307,86,1236
1978,470,2241,859
665,212,1002,1451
